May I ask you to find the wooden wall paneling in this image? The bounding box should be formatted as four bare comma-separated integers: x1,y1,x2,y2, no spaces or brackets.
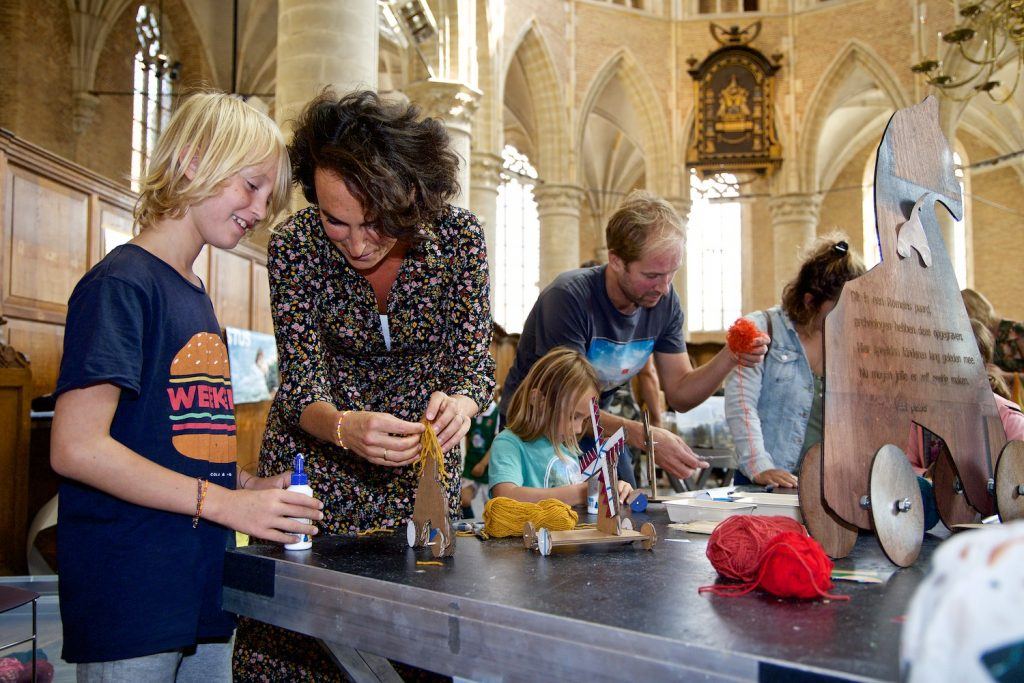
235,400,271,475
88,194,102,269
0,148,9,314
98,200,134,259
4,167,89,322
195,245,210,291
210,248,253,330
252,263,272,334
0,366,32,574
6,318,64,400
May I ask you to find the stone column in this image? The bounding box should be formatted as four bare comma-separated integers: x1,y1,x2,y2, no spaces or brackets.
668,196,693,332
404,79,482,209
470,152,503,297
768,193,824,298
275,0,378,133
535,184,586,287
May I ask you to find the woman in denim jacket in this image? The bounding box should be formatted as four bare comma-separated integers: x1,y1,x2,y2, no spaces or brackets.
725,235,866,488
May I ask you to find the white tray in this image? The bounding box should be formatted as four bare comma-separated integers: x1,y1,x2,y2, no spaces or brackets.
663,498,756,523
731,494,804,523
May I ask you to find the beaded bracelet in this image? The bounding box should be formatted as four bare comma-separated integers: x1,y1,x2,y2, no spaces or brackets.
192,478,209,529
335,410,351,449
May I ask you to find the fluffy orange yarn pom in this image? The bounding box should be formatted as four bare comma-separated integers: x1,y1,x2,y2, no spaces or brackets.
727,318,762,355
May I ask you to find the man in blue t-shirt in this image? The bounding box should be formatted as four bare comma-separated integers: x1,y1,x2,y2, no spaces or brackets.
501,190,767,485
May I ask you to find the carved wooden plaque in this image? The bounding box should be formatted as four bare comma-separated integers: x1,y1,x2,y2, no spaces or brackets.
823,97,1004,529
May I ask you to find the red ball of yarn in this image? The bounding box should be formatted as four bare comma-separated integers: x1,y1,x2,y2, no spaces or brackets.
705,515,806,582
757,531,837,600
727,318,763,355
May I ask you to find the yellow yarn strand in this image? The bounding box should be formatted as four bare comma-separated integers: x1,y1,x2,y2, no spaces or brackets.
417,420,446,487
483,497,579,538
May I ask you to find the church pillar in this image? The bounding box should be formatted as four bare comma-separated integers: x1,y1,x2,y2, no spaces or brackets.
535,184,586,286
404,80,482,209
668,196,693,330
275,0,378,133
470,152,503,296
768,193,823,298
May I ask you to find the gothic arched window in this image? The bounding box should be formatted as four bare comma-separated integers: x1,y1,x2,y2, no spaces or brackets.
686,170,742,332
131,4,173,192
862,149,969,286
494,145,540,334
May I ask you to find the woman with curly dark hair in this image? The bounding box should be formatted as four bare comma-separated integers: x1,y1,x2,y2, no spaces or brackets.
233,90,494,681
724,234,866,489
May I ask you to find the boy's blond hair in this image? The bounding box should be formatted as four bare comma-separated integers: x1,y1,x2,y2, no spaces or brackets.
134,92,290,232
506,347,599,459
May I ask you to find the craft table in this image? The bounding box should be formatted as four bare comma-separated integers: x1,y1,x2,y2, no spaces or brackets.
223,506,938,682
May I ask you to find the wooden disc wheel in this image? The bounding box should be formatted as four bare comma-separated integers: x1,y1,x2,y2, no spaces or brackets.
932,443,980,527
430,525,454,558
537,528,552,556
523,522,538,550
798,444,858,559
995,440,1024,522
869,444,924,567
640,522,657,551
406,519,424,548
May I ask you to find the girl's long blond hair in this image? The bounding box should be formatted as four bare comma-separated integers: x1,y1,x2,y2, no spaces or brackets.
505,347,599,458
134,92,291,233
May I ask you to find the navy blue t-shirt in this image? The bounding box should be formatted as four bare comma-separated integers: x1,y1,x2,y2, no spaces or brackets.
501,265,686,413
54,244,238,663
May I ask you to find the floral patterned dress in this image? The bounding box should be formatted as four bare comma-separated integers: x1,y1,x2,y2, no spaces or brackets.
233,204,494,681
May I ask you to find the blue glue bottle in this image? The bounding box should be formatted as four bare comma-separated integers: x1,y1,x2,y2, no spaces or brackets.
284,453,313,551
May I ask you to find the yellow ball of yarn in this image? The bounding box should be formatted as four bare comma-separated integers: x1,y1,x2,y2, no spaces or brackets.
483,496,579,538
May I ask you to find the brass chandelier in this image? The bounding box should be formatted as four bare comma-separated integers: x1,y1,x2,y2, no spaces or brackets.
912,1,1024,102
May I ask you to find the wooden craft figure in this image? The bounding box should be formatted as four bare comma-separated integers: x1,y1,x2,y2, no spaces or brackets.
407,422,455,558
798,96,1024,567
642,410,664,502
524,398,657,556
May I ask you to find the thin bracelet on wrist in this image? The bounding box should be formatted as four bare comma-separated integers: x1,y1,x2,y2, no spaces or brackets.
192,478,209,528
335,410,351,449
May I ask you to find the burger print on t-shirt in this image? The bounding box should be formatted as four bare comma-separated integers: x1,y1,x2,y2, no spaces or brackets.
166,332,237,463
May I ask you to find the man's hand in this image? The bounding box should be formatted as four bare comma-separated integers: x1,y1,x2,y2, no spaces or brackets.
651,426,709,479
734,334,770,368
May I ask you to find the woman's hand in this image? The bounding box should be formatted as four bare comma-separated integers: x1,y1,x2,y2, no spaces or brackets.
616,479,633,504
424,392,477,453
239,469,291,491
752,468,799,489
340,410,424,467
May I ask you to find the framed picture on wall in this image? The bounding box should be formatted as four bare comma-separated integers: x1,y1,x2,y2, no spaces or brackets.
225,326,279,404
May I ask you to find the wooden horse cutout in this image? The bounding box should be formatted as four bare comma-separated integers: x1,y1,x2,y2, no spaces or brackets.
407,422,455,558
803,96,1023,566
524,398,657,555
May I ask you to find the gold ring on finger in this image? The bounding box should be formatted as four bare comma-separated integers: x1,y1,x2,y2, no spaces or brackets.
384,448,389,460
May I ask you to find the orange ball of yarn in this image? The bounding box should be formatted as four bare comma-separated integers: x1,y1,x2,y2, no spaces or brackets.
757,532,837,600
727,317,763,355
705,515,806,582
